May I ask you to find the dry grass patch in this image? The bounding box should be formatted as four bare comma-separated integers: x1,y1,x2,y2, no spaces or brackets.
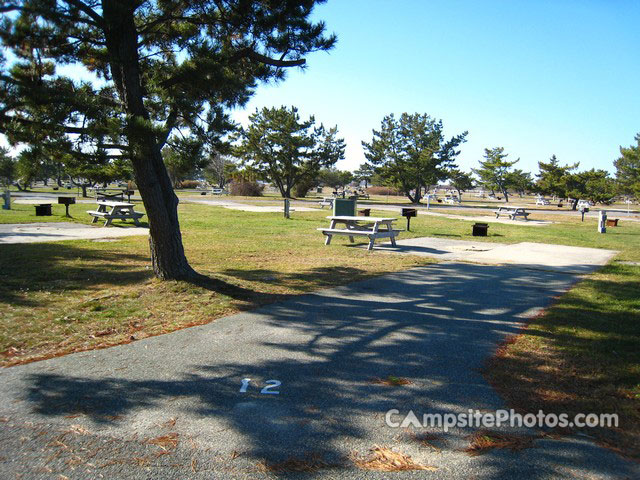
146,432,179,452
465,430,537,456
370,375,413,386
353,445,437,471
256,454,339,473
404,430,445,452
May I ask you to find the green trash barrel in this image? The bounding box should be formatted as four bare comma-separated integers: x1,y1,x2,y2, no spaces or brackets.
333,198,357,216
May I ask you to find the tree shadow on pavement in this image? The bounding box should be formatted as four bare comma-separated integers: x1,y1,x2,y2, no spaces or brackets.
16,263,638,478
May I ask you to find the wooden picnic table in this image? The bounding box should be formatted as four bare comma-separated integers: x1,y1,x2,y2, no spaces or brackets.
493,206,530,221
318,216,402,251
87,200,144,226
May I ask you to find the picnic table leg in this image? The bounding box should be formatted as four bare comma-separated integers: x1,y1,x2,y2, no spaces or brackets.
122,206,138,225
366,221,381,251
104,206,117,226
367,235,376,250
92,204,105,223
386,221,397,247
325,219,337,245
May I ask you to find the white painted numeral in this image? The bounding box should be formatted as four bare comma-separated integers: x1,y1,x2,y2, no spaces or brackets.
239,378,251,393
260,380,281,395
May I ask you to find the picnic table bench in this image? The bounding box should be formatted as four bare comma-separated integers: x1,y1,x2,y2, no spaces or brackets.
318,197,334,209
318,216,403,251
87,201,144,226
494,206,530,220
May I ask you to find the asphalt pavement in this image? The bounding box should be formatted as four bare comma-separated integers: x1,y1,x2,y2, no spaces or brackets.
0,261,637,479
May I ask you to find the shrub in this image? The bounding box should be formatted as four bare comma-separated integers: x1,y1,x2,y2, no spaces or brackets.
293,178,316,198
229,180,263,196
367,186,401,196
178,180,201,189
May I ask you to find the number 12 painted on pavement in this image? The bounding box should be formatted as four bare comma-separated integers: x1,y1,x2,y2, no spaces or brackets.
239,378,281,395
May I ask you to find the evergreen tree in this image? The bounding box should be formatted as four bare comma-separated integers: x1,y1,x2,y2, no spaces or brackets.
0,147,15,187
535,155,579,198
447,168,474,200
353,163,374,188
473,147,518,202
235,106,345,198
1,0,336,279
507,169,534,197
614,133,640,201
566,169,616,206
362,113,467,204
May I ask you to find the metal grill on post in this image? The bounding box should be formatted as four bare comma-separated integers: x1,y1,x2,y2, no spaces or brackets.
401,208,417,231
58,197,76,217
580,206,589,222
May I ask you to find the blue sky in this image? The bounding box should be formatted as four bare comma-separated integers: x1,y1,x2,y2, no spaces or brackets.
231,0,640,174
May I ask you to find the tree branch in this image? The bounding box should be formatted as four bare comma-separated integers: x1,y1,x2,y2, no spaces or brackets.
0,113,93,135
160,49,305,89
242,49,306,68
61,0,104,27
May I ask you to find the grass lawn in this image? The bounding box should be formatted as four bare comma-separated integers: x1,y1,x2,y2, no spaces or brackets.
0,201,638,458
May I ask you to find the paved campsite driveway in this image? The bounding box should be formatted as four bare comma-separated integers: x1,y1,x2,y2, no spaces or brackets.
0,262,637,479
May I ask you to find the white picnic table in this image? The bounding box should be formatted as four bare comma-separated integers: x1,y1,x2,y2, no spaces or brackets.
493,206,530,220
318,197,334,208
87,200,144,226
318,216,402,251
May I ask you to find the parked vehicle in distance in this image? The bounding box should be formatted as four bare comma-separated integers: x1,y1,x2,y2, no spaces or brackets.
211,188,228,195
536,197,550,205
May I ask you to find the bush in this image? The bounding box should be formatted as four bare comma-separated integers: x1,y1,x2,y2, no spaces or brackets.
367,186,401,196
127,180,137,190
178,180,201,189
293,179,316,198
229,180,263,196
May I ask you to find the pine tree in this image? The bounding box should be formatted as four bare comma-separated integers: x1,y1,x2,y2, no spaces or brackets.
614,133,640,201
235,106,345,198
473,147,518,203
362,113,467,204
1,1,335,279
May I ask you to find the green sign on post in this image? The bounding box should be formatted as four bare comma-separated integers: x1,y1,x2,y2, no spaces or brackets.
333,198,357,216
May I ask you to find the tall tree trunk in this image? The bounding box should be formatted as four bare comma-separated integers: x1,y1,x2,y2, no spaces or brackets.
103,0,195,280
414,185,422,204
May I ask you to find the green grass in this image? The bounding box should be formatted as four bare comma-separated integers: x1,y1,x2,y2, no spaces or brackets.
0,205,433,366
1,201,638,457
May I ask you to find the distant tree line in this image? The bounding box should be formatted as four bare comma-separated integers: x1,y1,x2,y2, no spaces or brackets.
353,112,637,206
